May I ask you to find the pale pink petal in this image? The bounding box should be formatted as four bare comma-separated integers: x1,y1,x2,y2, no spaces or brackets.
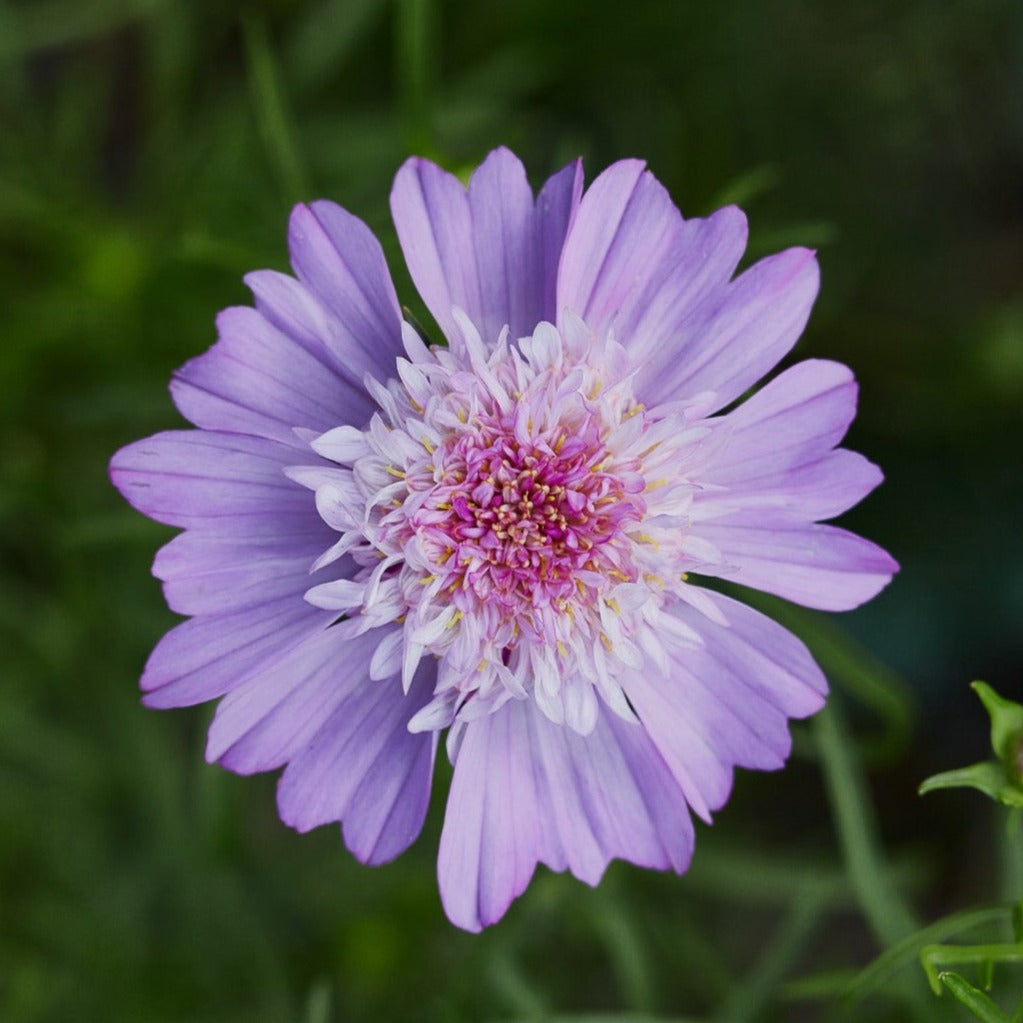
391,148,582,344
140,596,330,708
276,654,437,865
556,160,677,329
467,148,543,342
626,590,826,820
287,201,403,380
171,306,372,443
611,206,749,359
390,156,477,343
695,521,899,610
109,431,313,531
205,623,372,772
688,359,884,522
638,247,820,412
152,530,337,616
438,698,694,931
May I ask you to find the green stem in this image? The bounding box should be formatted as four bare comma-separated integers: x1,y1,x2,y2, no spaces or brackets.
1003,809,1023,904
396,0,434,153
713,891,824,1023
843,905,1011,1004
922,945,1023,995
242,13,310,203
814,700,918,947
938,973,1011,1023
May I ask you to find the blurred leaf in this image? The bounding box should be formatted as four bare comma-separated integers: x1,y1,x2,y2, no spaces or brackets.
922,945,1023,998
974,683,1023,774
242,11,310,203
496,1016,705,1023
937,972,1009,1022
843,906,1012,1005
707,164,780,210
285,0,388,96
920,762,1023,809
0,0,166,57
920,684,1023,807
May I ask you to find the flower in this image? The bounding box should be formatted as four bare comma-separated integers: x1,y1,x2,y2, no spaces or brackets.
110,147,897,931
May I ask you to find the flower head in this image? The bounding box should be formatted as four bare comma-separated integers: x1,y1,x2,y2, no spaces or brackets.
111,147,897,931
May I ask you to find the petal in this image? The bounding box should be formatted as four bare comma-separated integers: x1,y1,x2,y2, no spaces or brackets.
140,595,330,709
206,623,357,772
694,521,899,611
206,624,381,773
243,268,379,423
286,201,404,381
537,157,584,322
689,359,885,525
390,155,476,343
152,529,335,616
706,360,859,482
170,306,371,444
694,449,884,526
437,698,694,932
390,148,582,344
557,160,689,333
638,247,820,412
613,206,749,360
109,430,314,531
466,147,543,342
625,590,826,821
275,652,438,866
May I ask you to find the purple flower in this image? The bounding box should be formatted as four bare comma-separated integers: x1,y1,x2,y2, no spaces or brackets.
110,147,897,931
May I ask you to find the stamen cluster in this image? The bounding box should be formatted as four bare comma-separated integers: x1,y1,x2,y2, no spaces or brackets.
407,404,645,640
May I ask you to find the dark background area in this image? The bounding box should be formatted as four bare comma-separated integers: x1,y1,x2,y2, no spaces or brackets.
2,1,1021,1020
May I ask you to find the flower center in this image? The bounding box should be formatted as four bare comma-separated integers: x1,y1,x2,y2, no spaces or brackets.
406,406,644,643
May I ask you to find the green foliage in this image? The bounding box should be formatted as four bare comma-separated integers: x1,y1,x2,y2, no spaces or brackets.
912,685,1023,1021
921,684,1023,808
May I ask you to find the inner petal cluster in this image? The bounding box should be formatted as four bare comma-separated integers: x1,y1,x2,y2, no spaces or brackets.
406,400,645,643
297,311,714,733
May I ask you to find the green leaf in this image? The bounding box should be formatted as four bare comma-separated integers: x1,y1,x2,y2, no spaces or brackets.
937,972,1010,1023
919,761,1023,808
842,905,1011,1005
973,682,1023,776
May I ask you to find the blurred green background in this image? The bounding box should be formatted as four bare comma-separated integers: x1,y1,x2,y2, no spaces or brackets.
2,1,1021,1020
